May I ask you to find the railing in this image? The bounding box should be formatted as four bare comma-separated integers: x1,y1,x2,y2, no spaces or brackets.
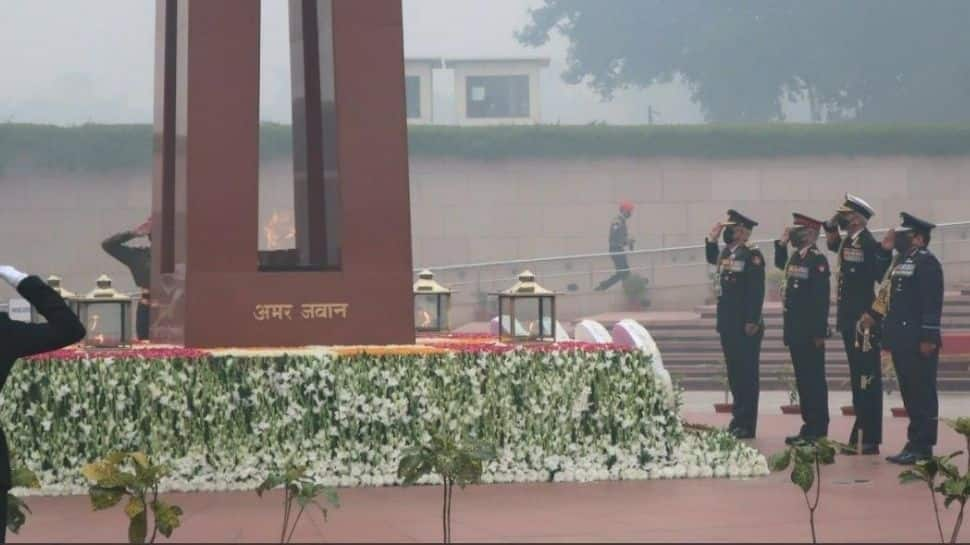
416,221,970,326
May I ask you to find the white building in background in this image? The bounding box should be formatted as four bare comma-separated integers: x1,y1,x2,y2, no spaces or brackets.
444,57,550,126
404,58,441,125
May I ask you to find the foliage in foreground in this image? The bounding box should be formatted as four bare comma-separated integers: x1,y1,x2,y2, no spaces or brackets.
899,418,970,543
257,464,340,544
398,433,496,543
82,452,184,544
770,439,847,544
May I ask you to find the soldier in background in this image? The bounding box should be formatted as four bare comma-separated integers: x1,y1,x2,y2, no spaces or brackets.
706,210,766,439
862,213,944,465
596,201,636,292
102,218,151,341
823,194,890,454
775,214,831,444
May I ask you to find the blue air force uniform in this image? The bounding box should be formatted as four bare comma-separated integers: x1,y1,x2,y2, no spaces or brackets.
870,214,944,461
775,214,832,440
705,210,765,438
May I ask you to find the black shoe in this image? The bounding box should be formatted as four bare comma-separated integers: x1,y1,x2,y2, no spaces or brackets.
887,450,930,465
786,434,821,446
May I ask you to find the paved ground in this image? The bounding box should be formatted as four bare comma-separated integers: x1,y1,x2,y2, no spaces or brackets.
12,391,970,543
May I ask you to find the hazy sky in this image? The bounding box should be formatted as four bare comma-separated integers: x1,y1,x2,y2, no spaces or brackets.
0,0,706,125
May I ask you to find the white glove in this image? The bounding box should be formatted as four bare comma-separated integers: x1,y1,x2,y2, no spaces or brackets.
0,266,29,288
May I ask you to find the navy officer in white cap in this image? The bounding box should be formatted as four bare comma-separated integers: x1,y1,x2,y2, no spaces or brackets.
823,194,892,454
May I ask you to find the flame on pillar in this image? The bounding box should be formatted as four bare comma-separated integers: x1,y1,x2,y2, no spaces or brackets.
265,210,296,250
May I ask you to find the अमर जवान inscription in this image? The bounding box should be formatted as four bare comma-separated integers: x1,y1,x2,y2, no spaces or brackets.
253,303,349,321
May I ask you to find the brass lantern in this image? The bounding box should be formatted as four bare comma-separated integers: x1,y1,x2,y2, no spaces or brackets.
413,269,451,332
76,274,133,348
45,275,79,316
494,270,557,342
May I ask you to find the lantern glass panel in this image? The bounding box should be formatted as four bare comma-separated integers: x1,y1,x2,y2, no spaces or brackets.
80,301,128,348
414,293,447,332
540,296,555,339
514,296,543,341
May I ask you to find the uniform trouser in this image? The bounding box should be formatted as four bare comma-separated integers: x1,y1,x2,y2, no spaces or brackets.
597,253,630,291
136,301,150,341
841,328,883,445
720,328,763,434
789,340,830,438
892,347,939,452
0,489,6,543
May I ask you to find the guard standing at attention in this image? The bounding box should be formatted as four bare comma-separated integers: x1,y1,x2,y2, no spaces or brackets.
823,194,890,454
775,214,832,444
706,210,766,439
862,213,944,465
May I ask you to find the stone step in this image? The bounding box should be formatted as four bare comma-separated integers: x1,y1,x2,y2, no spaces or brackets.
673,376,970,393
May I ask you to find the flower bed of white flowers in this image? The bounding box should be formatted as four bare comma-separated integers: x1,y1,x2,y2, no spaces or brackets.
3,348,767,496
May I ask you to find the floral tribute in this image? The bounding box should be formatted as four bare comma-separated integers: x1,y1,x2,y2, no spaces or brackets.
4,342,767,496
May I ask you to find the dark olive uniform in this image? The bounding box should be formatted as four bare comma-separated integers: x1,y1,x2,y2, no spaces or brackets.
102,231,151,340
877,246,944,455
775,242,832,438
824,225,892,445
597,214,631,291
706,240,766,435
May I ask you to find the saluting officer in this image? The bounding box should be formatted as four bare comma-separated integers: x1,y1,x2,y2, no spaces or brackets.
862,213,944,465
775,214,832,444
706,210,766,439
823,194,890,454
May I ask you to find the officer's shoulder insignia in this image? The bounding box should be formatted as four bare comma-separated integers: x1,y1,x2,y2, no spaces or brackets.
751,254,763,266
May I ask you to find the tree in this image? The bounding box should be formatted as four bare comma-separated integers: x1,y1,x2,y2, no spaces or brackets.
518,1,970,123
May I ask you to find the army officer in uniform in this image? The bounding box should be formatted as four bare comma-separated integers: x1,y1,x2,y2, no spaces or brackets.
706,210,766,439
862,213,944,465
823,194,890,454
775,214,832,444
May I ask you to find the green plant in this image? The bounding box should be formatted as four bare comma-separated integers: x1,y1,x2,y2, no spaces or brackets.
82,452,184,544
257,464,340,543
398,433,496,544
6,458,41,535
621,274,649,307
770,438,847,543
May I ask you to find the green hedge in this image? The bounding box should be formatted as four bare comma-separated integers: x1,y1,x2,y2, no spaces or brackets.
3,122,969,174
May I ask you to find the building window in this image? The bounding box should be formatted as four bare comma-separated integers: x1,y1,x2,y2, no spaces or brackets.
466,75,530,118
406,76,421,119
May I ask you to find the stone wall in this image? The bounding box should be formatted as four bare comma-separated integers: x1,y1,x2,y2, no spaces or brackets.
2,154,969,318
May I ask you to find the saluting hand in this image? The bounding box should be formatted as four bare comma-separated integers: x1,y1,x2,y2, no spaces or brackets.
780,227,791,245
708,222,724,242
0,265,29,288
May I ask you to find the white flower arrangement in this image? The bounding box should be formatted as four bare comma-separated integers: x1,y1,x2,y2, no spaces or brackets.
3,349,767,496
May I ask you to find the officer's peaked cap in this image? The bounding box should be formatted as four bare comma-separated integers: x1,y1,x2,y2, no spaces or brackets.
897,212,936,235
837,193,875,220
724,209,758,229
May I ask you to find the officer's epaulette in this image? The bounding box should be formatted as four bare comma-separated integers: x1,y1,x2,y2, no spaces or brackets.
744,242,760,251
